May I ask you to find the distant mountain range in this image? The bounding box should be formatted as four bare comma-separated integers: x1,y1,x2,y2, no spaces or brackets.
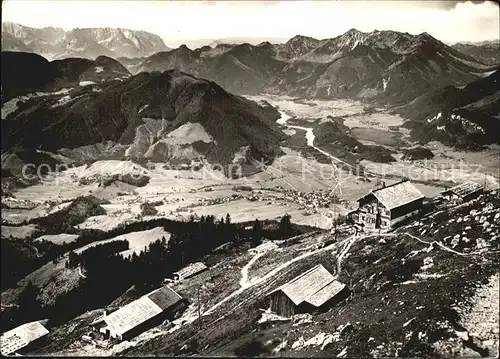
1,22,170,60
126,29,497,102
2,26,499,168
451,40,499,46
451,41,500,65
207,37,288,48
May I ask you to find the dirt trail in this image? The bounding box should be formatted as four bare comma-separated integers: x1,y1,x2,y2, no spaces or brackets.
204,234,354,316
78,266,87,279
239,252,265,288
335,235,358,274
403,232,475,257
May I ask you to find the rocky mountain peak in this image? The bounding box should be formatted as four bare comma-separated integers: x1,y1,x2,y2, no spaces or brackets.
2,22,171,60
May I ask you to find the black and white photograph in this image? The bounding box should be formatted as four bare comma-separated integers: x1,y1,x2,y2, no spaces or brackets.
1,0,499,357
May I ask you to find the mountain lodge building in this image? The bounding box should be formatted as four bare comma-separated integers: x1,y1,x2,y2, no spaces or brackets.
349,180,425,230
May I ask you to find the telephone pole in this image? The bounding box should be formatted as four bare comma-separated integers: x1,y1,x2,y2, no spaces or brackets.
197,285,203,330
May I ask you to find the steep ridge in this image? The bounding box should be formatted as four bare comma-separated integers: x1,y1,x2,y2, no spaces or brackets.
1,52,130,101
275,35,323,60
380,33,493,104
199,43,285,94
396,70,500,149
1,22,170,60
1,64,284,173
133,45,202,74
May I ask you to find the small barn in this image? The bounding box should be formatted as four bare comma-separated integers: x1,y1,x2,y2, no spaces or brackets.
349,180,424,230
248,241,278,255
173,262,208,281
266,264,348,317
97,285,187,341
1,320,49,356
441,181,483,203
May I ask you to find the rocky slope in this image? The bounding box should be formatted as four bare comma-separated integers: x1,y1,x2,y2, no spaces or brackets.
123,189,500,357
1,22,170,60
396,70,500,149
22,189,498,357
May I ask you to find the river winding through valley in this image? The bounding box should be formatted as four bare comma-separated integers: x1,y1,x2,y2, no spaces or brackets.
277,110,352,168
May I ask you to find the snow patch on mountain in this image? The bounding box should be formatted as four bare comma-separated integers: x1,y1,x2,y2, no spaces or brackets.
427,112,442,123
450,113,485,134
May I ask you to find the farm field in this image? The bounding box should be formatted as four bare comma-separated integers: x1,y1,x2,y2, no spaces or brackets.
74,227,172,257
1,224,38,240
34,233,79,245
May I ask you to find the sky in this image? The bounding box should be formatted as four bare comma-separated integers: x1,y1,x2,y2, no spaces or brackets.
2,0,499,47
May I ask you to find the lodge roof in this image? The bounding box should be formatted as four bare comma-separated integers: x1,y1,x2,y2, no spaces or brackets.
1,321,49,355
359,180,424,210
267,264,346,307
441,181,483,198
103,285,182,337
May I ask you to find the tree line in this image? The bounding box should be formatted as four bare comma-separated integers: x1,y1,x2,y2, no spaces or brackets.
1,213,310,331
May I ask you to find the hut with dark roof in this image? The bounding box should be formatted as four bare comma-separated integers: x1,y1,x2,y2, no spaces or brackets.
441,181,483,203
266,265,348,317
96,285,187,341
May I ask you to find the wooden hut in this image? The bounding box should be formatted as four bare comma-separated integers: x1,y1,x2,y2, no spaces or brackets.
266,265,348,317
172,262,207,281
441,181,483,204
350,180,424,230
97,285,187,341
